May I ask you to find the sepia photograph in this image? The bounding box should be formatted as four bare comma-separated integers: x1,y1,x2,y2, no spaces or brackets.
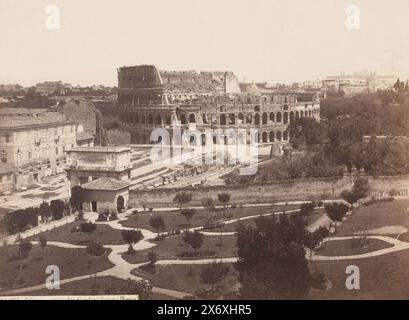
1,0,409,306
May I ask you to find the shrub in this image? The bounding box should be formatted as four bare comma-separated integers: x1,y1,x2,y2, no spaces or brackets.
181,208,196,221
86,242,106,256
97,213,108,222
80,222,97,234
203,219,225,231
311,271,328,290
109,211,118,221
50,199,65,220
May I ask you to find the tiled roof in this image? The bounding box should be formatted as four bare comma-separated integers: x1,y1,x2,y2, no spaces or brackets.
76,131,95,141
0,113,74,129
82,177,130,191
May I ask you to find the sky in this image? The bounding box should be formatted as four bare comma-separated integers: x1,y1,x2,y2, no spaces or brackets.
1,0,409,86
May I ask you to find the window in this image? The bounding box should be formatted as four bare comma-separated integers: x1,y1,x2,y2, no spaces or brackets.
5,134,10,143
55,147,59,155
0,150,6,163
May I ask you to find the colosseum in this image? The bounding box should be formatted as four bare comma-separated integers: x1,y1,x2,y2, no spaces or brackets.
117,65,320,154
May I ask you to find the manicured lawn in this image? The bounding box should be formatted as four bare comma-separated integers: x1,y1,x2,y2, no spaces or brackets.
316,239,393,257
219,209,325,232
27,221,125,246
0,244,114,293
132,263,239,296
337,199,409,238
310,249,409,299
122,234,238,264
120,205,299,233
26,276,140,297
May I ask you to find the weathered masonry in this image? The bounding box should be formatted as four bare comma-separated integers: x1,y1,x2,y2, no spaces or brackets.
117,65,320,149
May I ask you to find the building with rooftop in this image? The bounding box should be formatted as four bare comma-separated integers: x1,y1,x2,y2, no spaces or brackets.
82,177,130,213
65,146,131,187
0,112,76,191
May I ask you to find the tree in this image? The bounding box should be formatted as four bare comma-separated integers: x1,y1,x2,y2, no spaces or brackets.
50,199,65,220
236,214,312,299
340,190,361,208
183,230,203,255
173,192,192,212
19,240,32,259
181,209,196,227
299,202,315,217
147,251,157,266
3,208,38,234
352,177,369,199
148,215,165,236
324,202,349,232
121,229,144,253
70,186,84,212
201,198,214,213
304,226,329,259
217,193,230,215
39,235,47,252
39,201,51,222
200,262,230,292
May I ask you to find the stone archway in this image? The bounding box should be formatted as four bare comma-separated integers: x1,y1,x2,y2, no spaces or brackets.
117,195,125,213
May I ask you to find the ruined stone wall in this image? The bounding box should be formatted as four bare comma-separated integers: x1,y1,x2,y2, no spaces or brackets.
128,175,409,208
129,176,349,207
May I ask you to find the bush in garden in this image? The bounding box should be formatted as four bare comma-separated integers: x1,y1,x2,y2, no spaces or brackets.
86,242,106,256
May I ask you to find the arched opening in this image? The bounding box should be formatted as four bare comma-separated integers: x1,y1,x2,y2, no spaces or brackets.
300,111,304,118
201,134,206,146
189,134,197,145
262,113,268,125
141,115,146,124
290,111,294,123
276,112,282,123
295,111,299,119
269,131,275,142
270,112,275,122
262,132,268,143
254,105,260,112
220,114,227,125
246,114,252,124
283,112,288,124
283,131,288,141
117,195,125,213
229,113,235,125
156,115,162,125
165,115,171,125
189,114,196,123
277,131,282,141
202,114,208,124
148,114,153,124
255,114,260,125
237,132,245,144
180,114,187,124
238,113,244,122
